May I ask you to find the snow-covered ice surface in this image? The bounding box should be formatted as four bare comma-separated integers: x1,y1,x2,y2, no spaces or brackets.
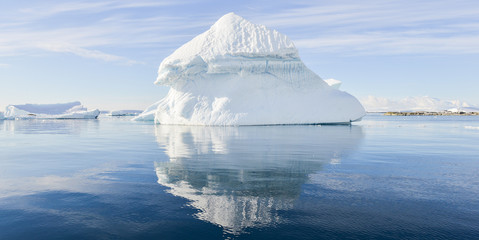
142,13,365,125
4,101,100,120
361,96,479,112
447,107,479,113
132,101,162,121
324,79,342,89
109,110,142,116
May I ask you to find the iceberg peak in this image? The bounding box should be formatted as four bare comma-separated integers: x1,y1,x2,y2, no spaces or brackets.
156,13,299,87
207,12,297,57
211,12,244,28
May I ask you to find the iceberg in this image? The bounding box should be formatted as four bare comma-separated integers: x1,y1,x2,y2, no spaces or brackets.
447,107,479,113
108,110,142,116
361,96,479,112
132,100,162,121
4,101,100,120
0,111,4,120
144,13,365,125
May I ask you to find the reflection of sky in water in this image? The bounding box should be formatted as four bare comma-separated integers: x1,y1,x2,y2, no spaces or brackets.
154,125,363,234
0,115,478,239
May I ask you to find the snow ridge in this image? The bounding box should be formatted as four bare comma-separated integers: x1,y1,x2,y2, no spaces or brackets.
155,12,321,89
160,12,298,65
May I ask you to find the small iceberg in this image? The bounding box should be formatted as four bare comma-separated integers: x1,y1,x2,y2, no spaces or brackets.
4,101,100,120
108,110,142,116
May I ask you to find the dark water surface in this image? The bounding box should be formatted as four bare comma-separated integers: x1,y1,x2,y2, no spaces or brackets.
0,114,478,239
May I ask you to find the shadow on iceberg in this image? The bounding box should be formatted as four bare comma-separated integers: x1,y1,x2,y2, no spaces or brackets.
154,125,363,234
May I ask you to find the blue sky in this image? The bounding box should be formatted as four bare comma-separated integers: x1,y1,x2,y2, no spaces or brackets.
1,0,478,110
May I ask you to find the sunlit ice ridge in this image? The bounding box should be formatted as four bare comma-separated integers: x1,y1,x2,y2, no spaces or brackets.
135,13,365,125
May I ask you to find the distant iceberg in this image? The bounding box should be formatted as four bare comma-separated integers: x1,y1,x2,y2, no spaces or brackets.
361,96,479,112
108,110,142,116
4,101,100,120
446,107,479,113
0,112,4,120
140,13,365,125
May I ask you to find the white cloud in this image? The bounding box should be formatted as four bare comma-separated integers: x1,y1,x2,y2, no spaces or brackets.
251,0,479,55
256,0,479,30
1,0,478,63
0,0,202,64
39,43,142,65
17,0,185,21
294,34,479,55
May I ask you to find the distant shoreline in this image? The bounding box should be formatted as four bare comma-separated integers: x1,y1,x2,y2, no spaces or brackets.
382,111,479,116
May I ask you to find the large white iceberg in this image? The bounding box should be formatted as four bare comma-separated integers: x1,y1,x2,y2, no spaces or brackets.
4,101,100,120
144,13,365,125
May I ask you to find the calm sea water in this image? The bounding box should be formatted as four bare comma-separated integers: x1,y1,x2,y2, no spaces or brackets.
0,114,478,239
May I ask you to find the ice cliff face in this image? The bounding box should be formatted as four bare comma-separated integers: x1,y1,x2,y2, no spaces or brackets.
148,12,365,125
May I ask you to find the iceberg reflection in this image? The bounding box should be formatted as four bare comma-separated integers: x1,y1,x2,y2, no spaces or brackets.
3,119,98,134
154,125,363,234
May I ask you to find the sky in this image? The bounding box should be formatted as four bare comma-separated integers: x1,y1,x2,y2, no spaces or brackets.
1,0,478,111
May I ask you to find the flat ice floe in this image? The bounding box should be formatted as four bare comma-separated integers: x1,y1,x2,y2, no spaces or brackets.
4,101,100,120
140,12,365,125
108,110,142,116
